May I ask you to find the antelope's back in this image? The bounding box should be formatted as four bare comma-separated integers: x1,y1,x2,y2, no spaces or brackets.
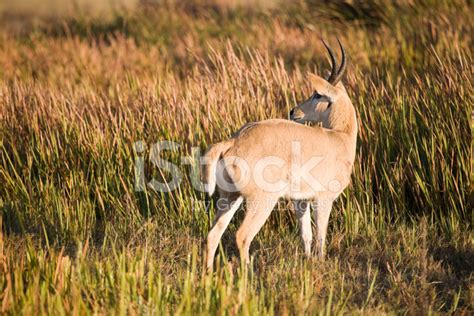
217,119,353,198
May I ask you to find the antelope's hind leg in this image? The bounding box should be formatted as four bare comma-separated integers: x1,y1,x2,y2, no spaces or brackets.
206,193,243,270
235,196,279,265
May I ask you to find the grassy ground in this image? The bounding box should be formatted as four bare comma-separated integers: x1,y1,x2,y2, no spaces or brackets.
0,0,472,314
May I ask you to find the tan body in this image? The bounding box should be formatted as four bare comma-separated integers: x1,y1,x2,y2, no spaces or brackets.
203,40,357,269
213,119,356,200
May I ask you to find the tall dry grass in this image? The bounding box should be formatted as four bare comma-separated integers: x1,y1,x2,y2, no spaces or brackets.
0,0,472,314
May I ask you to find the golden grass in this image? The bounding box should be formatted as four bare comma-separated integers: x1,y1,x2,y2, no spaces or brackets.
0,0,472,314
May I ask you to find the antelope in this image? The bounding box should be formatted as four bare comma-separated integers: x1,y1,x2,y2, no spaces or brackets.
202,40,357,270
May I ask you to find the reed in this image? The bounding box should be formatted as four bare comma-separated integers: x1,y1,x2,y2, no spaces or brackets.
0,0,472,313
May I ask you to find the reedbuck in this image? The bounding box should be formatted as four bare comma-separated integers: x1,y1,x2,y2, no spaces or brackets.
202,40,357,270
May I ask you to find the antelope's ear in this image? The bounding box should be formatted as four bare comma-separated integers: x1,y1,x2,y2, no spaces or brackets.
308,73,338,100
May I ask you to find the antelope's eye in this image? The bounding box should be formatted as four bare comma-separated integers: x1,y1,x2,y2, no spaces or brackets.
312,92,321,100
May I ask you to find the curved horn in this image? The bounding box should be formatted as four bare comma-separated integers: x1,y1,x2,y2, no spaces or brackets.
331,38,347,85
321,39,338,84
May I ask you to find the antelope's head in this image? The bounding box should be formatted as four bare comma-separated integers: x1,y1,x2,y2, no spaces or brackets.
290,40,352,131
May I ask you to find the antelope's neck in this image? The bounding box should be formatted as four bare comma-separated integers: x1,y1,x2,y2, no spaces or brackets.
331,106,358,162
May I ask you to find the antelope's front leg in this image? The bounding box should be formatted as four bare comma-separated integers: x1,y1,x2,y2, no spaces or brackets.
313,199,333,259
294,200,312,257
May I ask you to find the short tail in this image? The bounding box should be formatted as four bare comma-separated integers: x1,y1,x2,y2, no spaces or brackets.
201,140,233,196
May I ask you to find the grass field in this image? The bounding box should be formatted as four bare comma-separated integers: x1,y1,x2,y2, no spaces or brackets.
0,0,472,314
